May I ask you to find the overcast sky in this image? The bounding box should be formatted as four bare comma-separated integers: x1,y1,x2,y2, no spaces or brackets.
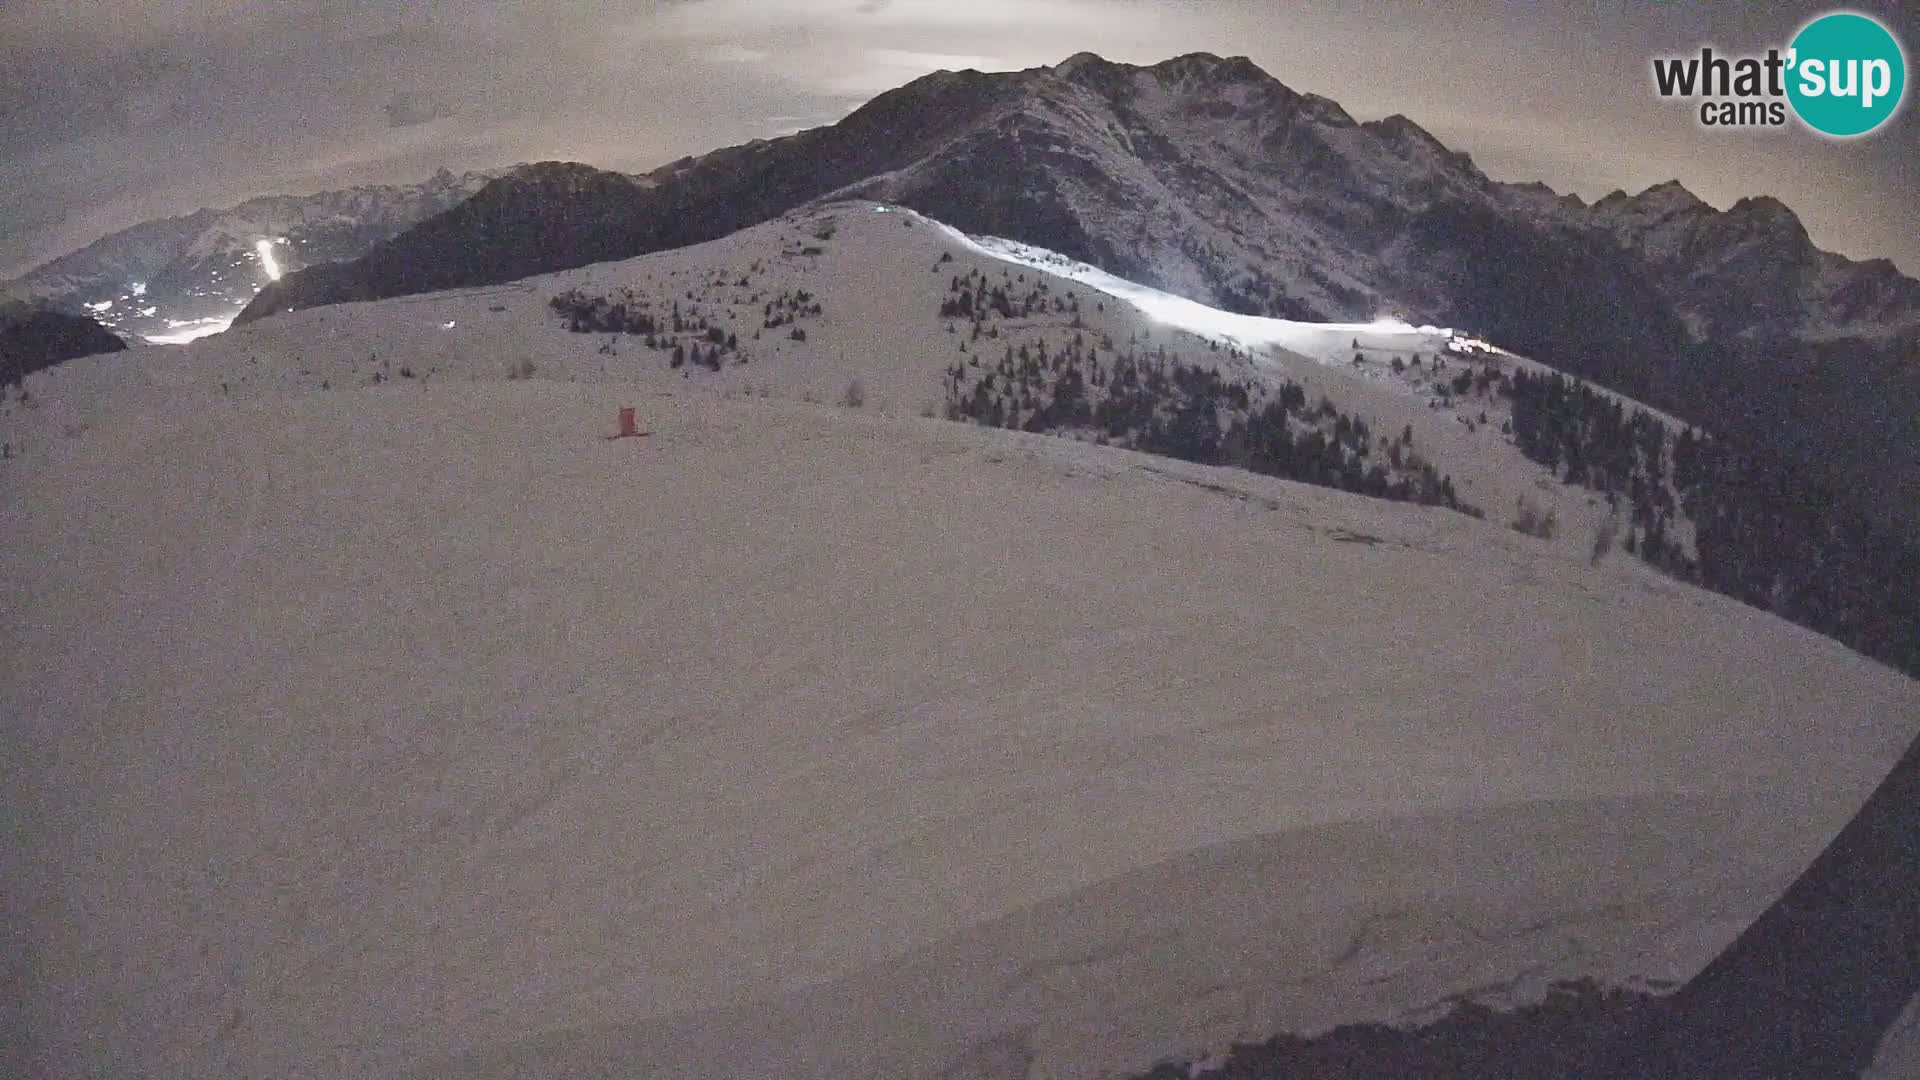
3,0,1915,279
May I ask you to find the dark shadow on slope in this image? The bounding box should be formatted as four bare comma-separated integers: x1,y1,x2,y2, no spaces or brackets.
1135,979,1667,1080
1132,727,1920,1079
1,304,126,385
1603,727,1920,1078
1400,201,1690,392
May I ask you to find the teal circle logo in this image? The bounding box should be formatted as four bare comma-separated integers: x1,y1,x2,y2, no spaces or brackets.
1786,12,1907,137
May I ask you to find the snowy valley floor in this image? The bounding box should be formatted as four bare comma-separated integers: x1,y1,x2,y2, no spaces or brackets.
5,376,1917,1078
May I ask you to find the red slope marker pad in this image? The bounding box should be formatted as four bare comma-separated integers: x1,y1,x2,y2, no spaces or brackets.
605,406,652,440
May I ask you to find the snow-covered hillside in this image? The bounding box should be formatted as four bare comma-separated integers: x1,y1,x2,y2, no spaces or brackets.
4,201,1915,1079
211,54,1920,564
27,202,1684,561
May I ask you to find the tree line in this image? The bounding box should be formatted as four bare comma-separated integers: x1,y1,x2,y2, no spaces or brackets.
1502,366,1920,677
943,327,1478,517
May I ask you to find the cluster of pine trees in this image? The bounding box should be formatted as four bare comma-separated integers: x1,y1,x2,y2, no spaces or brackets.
551,287,660,336
761,289,823,329
938,267,1085,325
551,283,829,372
1500,366,1920,677
550,289,739,371
1503,369,1688,570
1675,435,1920,677
942,331,1478,517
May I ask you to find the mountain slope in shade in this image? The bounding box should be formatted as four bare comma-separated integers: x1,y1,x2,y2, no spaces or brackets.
237,71,1034,324
5,205,1916,1078
3,168,499,342
239,163,657,313
0,301,126,387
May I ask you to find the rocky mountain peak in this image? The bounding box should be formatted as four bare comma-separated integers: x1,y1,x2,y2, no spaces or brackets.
1711,195,1815,262
1589,180,1710,227
1592,189,1632,212
1151,51,1273,85
1726,194,1803,229
1633,179,1708,213
1049,51,1314,113
500,160,639,191
1052,51,1109,77
1369,113,1449,151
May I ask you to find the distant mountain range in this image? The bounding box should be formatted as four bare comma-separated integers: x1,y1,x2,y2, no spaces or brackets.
2,168,500,343
224,53,1920,528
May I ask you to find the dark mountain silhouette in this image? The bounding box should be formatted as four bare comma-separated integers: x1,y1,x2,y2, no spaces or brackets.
1,303,126,386
238,69,1030,321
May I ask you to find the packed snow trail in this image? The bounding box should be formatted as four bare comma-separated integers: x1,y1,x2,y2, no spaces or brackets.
918,209,1490,366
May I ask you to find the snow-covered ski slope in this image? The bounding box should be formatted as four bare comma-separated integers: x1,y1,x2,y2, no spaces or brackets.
928,214,1466,365
5,201,1916,1079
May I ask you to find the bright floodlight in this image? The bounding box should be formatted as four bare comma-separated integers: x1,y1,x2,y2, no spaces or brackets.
255,240,282,281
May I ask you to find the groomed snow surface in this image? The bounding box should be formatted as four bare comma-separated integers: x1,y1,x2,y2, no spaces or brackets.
4,204,1918,1079
929,216,1463,366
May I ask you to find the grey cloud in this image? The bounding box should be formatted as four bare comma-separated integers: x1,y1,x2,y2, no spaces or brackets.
384,94,454,128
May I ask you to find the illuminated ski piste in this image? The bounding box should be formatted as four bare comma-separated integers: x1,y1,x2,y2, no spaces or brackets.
143,314,235,344
921,210,1468,366
256,238,283,281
